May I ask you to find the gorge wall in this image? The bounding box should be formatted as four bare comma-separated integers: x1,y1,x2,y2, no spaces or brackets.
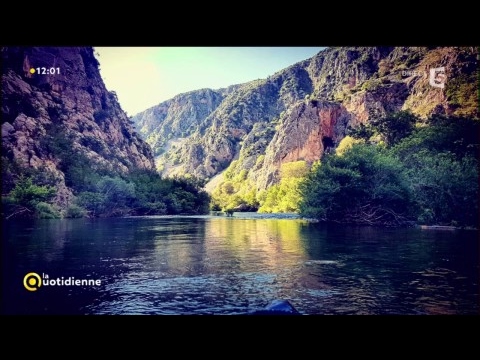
1,47,155,206
131,47,479,190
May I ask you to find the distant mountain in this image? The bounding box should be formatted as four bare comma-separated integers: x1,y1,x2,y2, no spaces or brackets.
133,86,240,157
1,47,155,207
132,47,478,191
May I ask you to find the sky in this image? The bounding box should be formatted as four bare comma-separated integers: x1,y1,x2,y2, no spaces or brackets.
94,47,325,116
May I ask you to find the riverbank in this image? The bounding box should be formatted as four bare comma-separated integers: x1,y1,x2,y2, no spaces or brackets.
209,212,479,229
210,211,300,219
419,225,478,231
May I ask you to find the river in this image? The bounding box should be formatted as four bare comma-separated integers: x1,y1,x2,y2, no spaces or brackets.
2,213,478,315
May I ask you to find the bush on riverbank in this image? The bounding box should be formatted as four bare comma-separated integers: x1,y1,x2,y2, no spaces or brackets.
299,144,412,226
2,170,211,219
299,114,479,227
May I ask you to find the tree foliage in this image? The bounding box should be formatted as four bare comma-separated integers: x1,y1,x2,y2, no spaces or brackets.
301,112,479,227
299,145,412,225
336,136,365,156
210,165,259,212
390,115,479,227
72,170,211,218
258,161,308,213
403,151,478,226
3,167,210,219
348,111,418,147
2,176,59,219
371,111,418,146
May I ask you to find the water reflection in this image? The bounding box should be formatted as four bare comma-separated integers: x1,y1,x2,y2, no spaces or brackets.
2,216,478,315
203,218,308,270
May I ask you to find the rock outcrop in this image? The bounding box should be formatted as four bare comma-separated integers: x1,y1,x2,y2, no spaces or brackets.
251,100,351,188
131,47,478,190
1,47,155,206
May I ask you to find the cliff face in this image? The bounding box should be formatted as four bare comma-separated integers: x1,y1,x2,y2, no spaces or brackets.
250,100,351,188
133,88,230,157
1,47,155,205
133,46,478,190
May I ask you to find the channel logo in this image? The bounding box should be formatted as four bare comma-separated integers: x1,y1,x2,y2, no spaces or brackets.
23,272,42,291
429,67,447,89
23,272,102,291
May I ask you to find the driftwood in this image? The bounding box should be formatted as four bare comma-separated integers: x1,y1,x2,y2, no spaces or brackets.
325,204,410,226
5,206,32,220
419,225,456,231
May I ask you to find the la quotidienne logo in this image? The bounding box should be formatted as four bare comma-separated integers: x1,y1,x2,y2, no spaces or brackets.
23,272,101,291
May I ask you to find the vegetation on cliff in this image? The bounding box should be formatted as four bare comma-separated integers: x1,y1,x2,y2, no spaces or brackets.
210,110,479,228
2,162,210,219
1,117,210,219
3,47,477,224
299,112,479,227
133,47,478,195
1,47,210,220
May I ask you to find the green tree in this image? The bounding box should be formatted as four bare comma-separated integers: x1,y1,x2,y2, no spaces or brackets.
258,184,280,213
127,171,209,215
258,161,308,213
405,151,478,226
336,136,365,156
390,114,479,227
95,176,136,216
64,204,86,218
371,111,418,147
127,170,169,215
280,160,309,178
75,192,107,217
222,181,235,195
332,113,479,227
347,123,375,142
3,176,57,219
34,202,61,219
299,144,412,225
348,111,418,147
392,115,480,160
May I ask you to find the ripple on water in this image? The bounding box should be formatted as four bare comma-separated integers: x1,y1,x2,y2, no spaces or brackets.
6,217,477,315
89,272,282,315
304,260,341,266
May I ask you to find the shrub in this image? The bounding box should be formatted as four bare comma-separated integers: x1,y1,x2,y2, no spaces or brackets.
35,202,61,219
299,144,412,225
64,204,86,218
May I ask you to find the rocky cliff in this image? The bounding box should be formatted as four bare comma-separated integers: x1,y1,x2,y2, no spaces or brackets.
1,47,155,206
132,47,478,190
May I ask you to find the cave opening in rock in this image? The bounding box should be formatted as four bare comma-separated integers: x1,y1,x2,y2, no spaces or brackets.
322,136,334,153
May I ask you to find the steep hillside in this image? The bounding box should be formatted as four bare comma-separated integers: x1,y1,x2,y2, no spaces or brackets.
1,47,155,207
132,47,478,192
133,87,234,157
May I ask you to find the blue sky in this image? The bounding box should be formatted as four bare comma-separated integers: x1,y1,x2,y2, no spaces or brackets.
95,47,325,116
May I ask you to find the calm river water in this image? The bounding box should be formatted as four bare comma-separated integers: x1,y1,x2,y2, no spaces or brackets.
2,213,478,315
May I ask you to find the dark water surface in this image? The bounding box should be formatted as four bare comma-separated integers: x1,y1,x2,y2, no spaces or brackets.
2,214,478,315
